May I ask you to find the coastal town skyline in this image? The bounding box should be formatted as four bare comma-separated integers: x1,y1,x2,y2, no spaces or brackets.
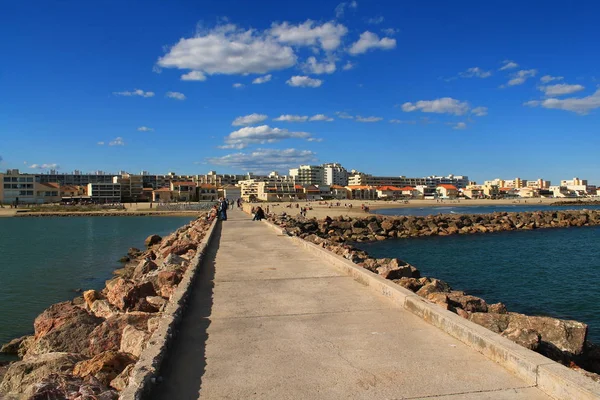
2,1,600,184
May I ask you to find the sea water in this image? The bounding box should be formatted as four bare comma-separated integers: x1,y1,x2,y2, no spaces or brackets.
374,204,600,217
357,225,600,343
0,216,194,350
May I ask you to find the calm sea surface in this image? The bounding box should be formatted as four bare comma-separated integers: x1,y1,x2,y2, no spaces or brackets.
357,225,600,343
374,204,600,217
0,216,193,352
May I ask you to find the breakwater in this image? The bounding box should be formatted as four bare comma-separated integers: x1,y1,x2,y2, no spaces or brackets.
0,216,214,398
267,210,600,380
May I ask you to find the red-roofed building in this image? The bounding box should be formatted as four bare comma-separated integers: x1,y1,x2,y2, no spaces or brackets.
197,183,218,201
436,184,459,199
347,185,377,200
170,181,197,201
330,184,349,199
376,185,402,199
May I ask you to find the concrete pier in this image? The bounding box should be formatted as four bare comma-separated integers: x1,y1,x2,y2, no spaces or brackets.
151,209,551,399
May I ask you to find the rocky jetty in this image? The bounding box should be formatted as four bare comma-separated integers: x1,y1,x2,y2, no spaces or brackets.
0,216,213,399
268,211,600,379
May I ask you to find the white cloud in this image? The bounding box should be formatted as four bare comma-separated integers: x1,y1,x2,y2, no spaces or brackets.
499,60,518,70
335,111,354,119
252,74,272,84
221,125,312,149
335,1,358,19
29,163,60,169
157,24,297,77
109,137,125,146
302,57,336,74
307,138,324,142
286,76,323,88
269,20,348,51
113,89,154,97
342,61,354,71
309,114,334,121
460,67,492,78
349,31,396,55
402,97,470,115
540,75,564,83
389,119,416,124
367,16,384,24
181,71,206,81
539,83,585,96
355,116,382,122
273,114,309,122
137,126,154,132
453,122,467,130
166,91,186,100
471,106,488,116
97,142,105,145
232,113,268,126
206,148,317,173
524,88,600,115
233,83,245,88
381,28,399,36
507,69,537,86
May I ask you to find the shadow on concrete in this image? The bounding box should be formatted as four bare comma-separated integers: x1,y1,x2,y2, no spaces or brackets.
150,221,221,400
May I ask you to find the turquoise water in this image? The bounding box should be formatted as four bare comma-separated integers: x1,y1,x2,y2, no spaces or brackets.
357,226,600,343
0,216,193,349
374,204,600,217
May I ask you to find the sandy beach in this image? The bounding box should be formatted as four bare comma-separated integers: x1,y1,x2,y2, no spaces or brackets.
257,197,600,220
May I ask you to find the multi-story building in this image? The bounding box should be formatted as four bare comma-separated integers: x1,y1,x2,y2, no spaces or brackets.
239,175,294,201
87,182,121,203
1,170,36,204
257,182,298,202
348,173,469,189
35,182,61,203
323,163,348,186
170,181,197,201
560,177,594,195
115,173,144,202
289,165,325,186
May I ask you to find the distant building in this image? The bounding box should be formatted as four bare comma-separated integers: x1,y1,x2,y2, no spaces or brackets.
376,186,402,199
346,185,377,200
436,184,459,199
87,182,121,203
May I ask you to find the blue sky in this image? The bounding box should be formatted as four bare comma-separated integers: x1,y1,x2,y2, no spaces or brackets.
1,0,600,184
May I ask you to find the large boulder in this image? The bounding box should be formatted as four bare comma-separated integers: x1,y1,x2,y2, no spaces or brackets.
469,312,510,334
507,313,588,356
28,302,103,356
154,271,183,298
73,351,136,387
415,279,451,298
0,336,28,355
375,259,419,280
120,325,150,358
132,259,159,281
0,352,84,397
83,289,104,309
447,292,488,313
110,363,135,391
501,327,541,351
86,313,153,357
91,299,119,319
144,234,162,247
106,279,156,311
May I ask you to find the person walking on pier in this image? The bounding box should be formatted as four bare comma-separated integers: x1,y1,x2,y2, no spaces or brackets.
219,198,228,221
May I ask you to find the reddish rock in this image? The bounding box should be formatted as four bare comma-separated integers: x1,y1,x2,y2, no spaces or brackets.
110,363,134,391
456,308,470,319
132,259,159,281
447,292,488,313
394,277,424,292
28,373,118,399
86,313,153,357
106,279,156,311
169,241,198,256
144,234,162,247
73,351,136,387
28,302,103,356
488,302,508,314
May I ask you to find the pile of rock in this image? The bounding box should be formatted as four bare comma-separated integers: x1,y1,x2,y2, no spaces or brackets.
0,216,213,399
272,209,600,242
270,213,600,379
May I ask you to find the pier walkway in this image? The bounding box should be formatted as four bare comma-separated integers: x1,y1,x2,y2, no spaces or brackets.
152,209,551,399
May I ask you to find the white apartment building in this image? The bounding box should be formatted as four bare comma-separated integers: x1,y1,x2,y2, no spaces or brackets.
0,170,36,204
323,163,348,186
289,165,325,186
349,173,469,189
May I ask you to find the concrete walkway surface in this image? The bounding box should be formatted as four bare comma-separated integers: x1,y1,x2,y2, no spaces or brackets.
152,209,552,400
